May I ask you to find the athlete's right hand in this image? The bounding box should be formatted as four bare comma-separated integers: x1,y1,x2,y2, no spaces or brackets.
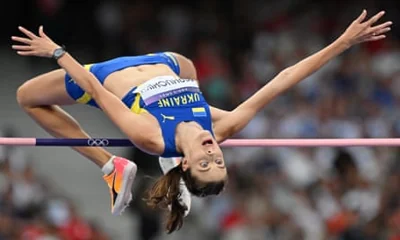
12,26,60,58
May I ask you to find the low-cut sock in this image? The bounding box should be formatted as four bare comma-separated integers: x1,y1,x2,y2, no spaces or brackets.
102,156,116,175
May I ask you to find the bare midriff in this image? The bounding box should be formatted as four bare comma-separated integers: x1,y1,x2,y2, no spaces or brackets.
103,63,179,99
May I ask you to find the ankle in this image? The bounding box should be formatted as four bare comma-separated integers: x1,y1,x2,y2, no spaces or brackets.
97,150,113,167
101,156,116,175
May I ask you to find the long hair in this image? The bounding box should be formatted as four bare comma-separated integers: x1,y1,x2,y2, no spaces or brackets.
144,164,226,233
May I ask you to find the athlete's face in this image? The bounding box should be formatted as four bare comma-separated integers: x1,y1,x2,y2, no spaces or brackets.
181,131,227,183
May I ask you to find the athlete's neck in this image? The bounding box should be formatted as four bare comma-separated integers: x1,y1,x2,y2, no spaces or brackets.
175,122,203,155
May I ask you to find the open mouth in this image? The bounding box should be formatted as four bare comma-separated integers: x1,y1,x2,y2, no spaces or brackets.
202,139,213,146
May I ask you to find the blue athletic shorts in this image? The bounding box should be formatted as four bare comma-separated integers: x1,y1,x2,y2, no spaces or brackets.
64,52,180,108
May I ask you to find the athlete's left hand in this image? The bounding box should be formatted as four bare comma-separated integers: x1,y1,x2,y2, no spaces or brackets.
11,26,60,58
339,10,392,47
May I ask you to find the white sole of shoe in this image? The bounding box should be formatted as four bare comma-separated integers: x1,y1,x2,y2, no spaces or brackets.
112,162,137,215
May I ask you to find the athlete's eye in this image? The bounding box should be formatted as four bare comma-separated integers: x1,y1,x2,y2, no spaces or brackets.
215,159,224,165
200,161,208,168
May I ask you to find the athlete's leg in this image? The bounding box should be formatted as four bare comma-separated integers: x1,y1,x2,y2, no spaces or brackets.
17,69,136,215
16,69,112,167
171,52,197,79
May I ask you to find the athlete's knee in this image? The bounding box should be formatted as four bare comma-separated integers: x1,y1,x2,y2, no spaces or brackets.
16,82,32,107
172,52,194,66
171,52,197,79
16,80,44,108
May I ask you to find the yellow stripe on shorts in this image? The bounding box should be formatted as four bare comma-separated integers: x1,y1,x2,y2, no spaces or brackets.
76,92,92,104
76,64,94,104
130,94,147,114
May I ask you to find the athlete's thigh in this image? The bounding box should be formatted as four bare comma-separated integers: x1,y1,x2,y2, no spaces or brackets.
18,69,75,106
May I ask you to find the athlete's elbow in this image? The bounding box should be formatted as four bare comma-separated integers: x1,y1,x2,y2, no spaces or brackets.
131,130,161,154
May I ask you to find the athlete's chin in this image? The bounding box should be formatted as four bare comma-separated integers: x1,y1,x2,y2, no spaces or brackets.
198,130,212,139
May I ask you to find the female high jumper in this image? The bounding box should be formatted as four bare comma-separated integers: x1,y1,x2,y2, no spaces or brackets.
11,10,391,233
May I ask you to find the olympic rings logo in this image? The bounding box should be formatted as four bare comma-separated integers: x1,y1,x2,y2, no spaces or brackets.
87,139,109,146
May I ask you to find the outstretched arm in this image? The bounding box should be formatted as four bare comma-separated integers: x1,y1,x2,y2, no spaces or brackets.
213,10,392,142
12,26,161,154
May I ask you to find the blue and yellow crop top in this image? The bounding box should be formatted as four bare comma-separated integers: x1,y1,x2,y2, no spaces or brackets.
121,76,214,157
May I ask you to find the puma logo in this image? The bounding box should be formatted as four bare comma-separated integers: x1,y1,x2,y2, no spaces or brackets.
161,113,175,123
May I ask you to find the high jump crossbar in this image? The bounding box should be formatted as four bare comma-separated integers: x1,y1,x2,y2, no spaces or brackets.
0,138,400,147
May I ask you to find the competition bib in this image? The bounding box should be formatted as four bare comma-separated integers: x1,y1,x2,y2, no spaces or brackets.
134,76,200,105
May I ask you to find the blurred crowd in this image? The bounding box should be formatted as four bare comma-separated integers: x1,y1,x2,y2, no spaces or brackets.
0,129,111,240
121,0,400,239
1,0,400,239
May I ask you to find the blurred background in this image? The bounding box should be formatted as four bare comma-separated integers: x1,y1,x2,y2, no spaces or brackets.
0,0,400,239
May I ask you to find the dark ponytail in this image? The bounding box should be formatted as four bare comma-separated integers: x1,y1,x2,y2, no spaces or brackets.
145,164,227,234
144,166,187,234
